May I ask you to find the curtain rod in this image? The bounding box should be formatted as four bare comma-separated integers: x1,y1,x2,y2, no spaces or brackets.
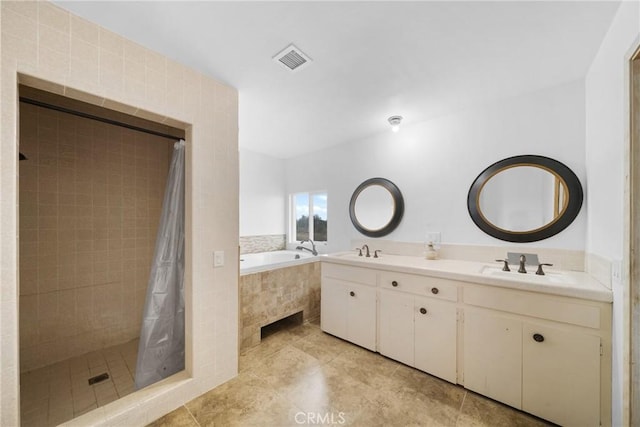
19,97,183,141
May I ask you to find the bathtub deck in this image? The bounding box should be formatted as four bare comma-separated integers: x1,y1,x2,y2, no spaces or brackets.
240,250,317,275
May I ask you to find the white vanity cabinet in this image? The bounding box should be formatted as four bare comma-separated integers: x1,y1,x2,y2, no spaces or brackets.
321,263,377,351
413,295,457,382
378,272,458,383
522,322,601,427
463,309,523,408
463,284,607,427
378,289,414,365
321,257,612,427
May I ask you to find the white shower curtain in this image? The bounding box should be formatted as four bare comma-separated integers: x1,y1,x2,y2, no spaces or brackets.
135,140,185,389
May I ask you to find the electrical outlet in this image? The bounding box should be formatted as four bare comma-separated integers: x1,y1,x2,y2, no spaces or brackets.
214,251,225,268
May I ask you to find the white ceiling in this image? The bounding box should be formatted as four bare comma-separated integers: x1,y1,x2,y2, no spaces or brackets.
55,1,621,159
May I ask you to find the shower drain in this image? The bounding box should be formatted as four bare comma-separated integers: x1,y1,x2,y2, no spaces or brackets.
88,372,110,385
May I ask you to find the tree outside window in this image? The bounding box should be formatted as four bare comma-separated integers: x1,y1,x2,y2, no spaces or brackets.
292,192,327,242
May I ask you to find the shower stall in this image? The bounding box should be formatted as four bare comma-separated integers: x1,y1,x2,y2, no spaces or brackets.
18,86,186,427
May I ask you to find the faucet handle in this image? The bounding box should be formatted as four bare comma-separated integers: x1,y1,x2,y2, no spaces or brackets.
535,263,553,276
355,248,363,256
495,259,510,272
374,250,382,258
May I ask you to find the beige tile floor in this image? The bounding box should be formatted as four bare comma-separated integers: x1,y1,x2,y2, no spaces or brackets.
149,321,554,427
20,339,138,427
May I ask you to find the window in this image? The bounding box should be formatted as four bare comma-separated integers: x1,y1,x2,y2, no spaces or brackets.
291,192,327,242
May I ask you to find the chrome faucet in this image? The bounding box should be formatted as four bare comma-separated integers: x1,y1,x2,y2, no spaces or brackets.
296,239,318,256
518,254,527,274
361,244,371,258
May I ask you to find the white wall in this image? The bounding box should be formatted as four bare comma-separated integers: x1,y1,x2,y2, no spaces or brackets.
585,2,640,425
239,148,286,236
286,79,587,254
586,2,638,262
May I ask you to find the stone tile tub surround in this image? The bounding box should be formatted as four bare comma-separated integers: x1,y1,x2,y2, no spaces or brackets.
1,2,238,426
239,234,285,254
240,262,321,351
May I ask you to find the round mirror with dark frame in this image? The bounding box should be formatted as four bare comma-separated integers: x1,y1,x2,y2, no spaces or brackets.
467,155,583,243
349,178,404,237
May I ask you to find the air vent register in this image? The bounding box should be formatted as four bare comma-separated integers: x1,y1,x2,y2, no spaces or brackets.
273,44,312,72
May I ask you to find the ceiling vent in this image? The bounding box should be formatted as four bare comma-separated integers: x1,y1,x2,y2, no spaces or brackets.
273,44,312,72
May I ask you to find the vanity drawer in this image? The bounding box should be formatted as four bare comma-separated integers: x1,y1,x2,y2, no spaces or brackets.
464,285,601,329
379,271,458,302
322,262,377,286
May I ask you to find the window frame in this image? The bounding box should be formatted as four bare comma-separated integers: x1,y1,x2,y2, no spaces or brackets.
289,191,328,244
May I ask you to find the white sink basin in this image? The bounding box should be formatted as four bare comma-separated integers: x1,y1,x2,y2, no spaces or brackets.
480,266,575,285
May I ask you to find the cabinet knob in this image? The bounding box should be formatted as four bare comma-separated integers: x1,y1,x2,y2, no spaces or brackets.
392,281,398,287
431,287,439,295
419,307,427,315
349,291,355,297
533,333,544,343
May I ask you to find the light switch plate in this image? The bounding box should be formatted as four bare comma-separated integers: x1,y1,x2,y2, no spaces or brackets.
214,251,225,267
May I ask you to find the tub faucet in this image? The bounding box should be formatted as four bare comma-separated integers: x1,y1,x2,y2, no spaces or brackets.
361,244,371,257
518,254,527,274
296,239,318,256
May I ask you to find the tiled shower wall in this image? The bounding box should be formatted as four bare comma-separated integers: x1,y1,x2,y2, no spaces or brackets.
19,102,172,372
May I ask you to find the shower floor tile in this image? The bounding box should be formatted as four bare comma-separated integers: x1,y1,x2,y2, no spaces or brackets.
20,339,139,427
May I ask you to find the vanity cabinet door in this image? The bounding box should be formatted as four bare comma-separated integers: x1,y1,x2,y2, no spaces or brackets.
346,282,377,351
414,296,457,383
379,289,414,366
522,322,600,427
321,278,348,339
463,309,522,409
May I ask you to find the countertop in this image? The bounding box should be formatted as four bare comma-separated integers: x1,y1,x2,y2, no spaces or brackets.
322,252,613,303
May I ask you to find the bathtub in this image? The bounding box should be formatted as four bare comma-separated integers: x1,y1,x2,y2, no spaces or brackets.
239,250,318,275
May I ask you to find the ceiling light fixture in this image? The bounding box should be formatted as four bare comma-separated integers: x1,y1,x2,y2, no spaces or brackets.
388,115,403,133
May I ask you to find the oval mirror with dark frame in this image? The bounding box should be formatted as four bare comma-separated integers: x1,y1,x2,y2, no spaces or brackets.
350,178,404,238
467,155,583,243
